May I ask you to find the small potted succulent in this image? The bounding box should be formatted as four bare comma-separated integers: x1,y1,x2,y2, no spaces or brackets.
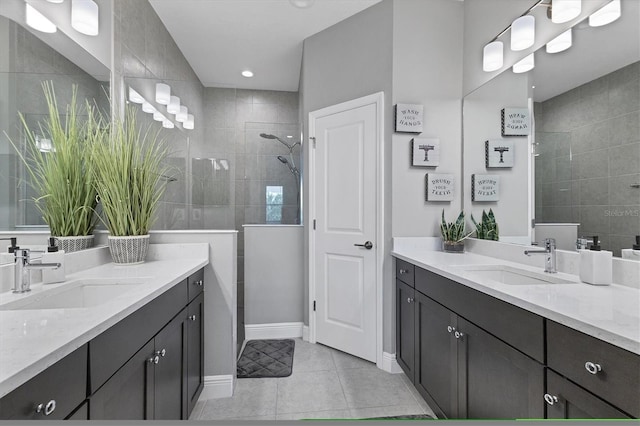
471,209,500,241
10,82,99,252
92,108,170,264
440,210,473,253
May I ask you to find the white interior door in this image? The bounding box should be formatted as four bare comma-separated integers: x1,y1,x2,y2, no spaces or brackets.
310,99,379,363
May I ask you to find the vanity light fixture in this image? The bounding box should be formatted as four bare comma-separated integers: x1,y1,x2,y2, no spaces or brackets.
513,53,535,73
128,87,145,104
511,15,535,51
156,83,171,105
142,102,155,113
176,106,188,122
589,0,621,27
546,28,572,53
71,0,99,36
25,4,57,33
153,111,165,122
183,114,194,130
241,70,254,78
483,41,504,72
167,96,181,114
552,0,581,24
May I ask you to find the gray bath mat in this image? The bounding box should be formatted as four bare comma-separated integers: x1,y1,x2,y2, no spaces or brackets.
365,414,435,420
237,339,295,378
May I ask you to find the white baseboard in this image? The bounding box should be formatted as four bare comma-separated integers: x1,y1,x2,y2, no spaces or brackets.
381,352,403,374
200,375,234,399
302,325,309,341
245,322,304,340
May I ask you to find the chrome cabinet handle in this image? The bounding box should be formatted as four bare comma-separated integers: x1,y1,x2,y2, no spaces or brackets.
36,400,56,416
585,361,602,375
194,280,203,287
399,269,408,275
189,315,197,321
544,394,559,406
158,349,166,357
148,355,160,364
406,297,414,304
454,331,464,339
354,241,373,250
447,326,454,333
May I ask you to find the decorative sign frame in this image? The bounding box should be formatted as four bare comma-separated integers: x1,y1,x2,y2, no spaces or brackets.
395,104,424,133
425,173,454,202
485,140,514,168
501,107,530,136
412,138,440,167
472,174,500,202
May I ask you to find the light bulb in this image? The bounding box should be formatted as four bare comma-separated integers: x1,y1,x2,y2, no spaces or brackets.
71,0,99,36
142,102,155,113
167,96,181,114
589,0,621,27
513,53,535,73
483,41,504,72
176,106,188,122
128,87,145,104
511,15,535,51
153,111,165,122
183,114,194,130
156,83,171,105
552,0,582,24
546,29,572,53
25,4,57,33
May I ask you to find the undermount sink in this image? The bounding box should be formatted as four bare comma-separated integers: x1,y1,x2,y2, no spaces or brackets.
456,265,577,285
0,278,148,310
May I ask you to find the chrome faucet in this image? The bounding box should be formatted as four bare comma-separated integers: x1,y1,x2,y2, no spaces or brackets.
524,238,557,274
13,249,61,293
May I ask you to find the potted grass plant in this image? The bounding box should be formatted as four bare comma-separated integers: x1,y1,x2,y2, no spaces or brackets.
440,210,473,253
10,82,99,252
92,107,170,264
471,209,500,241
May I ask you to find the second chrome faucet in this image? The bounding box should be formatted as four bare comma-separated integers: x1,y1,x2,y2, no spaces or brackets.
524,238,557,274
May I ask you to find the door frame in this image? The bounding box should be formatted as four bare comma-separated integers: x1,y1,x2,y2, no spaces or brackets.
307,92,385,369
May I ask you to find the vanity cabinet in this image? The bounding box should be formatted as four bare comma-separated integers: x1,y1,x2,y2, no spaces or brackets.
0,268,205,421
0,345,87,420
396,261,545,419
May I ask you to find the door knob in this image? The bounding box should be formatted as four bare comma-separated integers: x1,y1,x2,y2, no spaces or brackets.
354,241,373,250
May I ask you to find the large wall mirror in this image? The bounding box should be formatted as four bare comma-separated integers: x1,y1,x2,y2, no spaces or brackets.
463,0,639,257
0,0,111,231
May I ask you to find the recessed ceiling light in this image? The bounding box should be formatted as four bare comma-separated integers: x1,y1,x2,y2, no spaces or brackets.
242,70,254,78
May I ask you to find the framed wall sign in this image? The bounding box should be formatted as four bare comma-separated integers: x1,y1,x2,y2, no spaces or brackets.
395,104,424,133
501,107,530,136
472,174,500,202
485,140,514,168
412,138,440,167
425,173,454,202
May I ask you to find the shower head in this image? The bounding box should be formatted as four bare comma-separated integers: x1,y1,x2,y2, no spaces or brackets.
277,156,289,164
260,133,296,150
260,133,278,140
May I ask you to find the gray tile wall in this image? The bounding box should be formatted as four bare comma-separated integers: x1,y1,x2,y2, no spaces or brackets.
535,61,640,256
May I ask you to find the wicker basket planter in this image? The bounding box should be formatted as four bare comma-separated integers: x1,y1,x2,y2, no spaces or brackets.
107,235,150,265
54,235,94,253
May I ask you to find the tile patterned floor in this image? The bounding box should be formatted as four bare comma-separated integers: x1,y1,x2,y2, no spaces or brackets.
190,339,436,421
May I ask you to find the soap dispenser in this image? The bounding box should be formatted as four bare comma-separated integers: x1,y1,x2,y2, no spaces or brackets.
42,238,65,284
621,236,640,261
579,236,612,285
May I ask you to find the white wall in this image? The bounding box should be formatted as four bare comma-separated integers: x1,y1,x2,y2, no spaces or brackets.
244,225,304,325
463,72,530,237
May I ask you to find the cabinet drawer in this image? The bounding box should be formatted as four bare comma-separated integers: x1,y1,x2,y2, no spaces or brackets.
547,321,640,417
395,258,415,287
90,280,188,393
415,267,544,363
188,268,204,301
0,344,87,420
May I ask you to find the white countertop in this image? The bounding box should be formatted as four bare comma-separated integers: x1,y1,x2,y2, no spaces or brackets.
392,247,640,356
0,244,209,399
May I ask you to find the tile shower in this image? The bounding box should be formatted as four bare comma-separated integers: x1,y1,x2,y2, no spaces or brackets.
535,61,640,256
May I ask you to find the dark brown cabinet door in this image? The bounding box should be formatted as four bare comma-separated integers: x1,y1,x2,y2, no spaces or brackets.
153,308,187,420
545,369,631,419
186,292,205,417
457,318,544,419
414,292,457,419
396,280,415,381
90,340,155,420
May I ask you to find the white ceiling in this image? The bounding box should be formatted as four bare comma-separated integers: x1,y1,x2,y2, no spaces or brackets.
149,0,382,92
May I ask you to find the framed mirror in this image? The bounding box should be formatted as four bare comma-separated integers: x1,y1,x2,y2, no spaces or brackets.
463,0,639,257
